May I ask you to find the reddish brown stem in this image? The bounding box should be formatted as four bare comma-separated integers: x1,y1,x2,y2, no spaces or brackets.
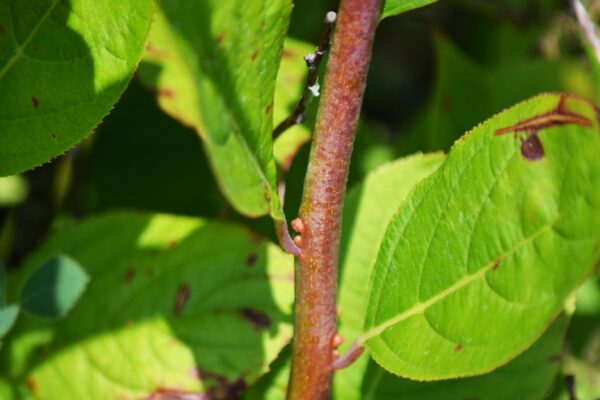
286,0,381,399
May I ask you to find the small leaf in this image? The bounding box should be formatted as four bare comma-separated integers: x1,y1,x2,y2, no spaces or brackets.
138,0,292,219
364,93,600,380
20,254,89,319
381,0,437,20
3,213,294,398
0,0,156,176
0,304,19,339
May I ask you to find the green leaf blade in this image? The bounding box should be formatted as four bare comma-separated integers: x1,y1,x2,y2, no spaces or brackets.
138,0,292,218
381,0,437,20
0,0,156,176
20,254,89,319
0,304,19,338
364,93,600,380
335,153,445,399
2,213,294,398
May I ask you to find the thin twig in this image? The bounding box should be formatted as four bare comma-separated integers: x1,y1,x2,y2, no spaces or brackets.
565,375,577,400
332,339,365,370
572,0,600,64
272,11,337,139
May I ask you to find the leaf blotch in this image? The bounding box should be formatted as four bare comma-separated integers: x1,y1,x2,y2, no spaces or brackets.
215,31,227,45
26,377,37,395
157,89,174,99
31,96,39,109
173,284,190,316
520,132,544,161
245,253,257,267
265,101,273,115
123,266,136,283
251,48,259,61
454,344,464,352
548,354,561,363
239,308,271,330
492,259,502,272
282,48,294,59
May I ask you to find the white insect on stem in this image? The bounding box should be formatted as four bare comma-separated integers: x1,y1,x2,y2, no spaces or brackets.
308,82,320,97
572,0,600,64
325,11,338,24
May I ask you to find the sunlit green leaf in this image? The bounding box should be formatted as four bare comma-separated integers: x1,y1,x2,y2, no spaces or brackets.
336,153,444,399
364,93,600,379
0,176,28,207
0,0,155,176
138,0,292,219
1,213,294,399
20,254,88,319
381,0,437,20
359,316,567,399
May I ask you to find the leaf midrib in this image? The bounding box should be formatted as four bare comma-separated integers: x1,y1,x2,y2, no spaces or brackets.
359,216,558,343
0,0,61,81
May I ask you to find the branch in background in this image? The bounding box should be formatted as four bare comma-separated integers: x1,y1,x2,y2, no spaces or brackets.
572,0,600,64
565,375,577,400
272,12,337,139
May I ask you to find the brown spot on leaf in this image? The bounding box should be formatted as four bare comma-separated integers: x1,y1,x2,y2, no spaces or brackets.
264,101,273,115
123,267,135,283
174,285,190,316
520,132,544,161
245,253,257,267
548,354,561,363
495,95,594,161
215,31,227,45
251,48,259,61
239,308,271,330
26,377,37,395
31,96,39,108
282,49,294,58
454,344,464,352
157,89,174,99
492,259,502,272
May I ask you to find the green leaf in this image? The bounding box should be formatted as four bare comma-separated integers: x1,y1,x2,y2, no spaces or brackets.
0,304,19,339
0,176,28,207
0,0,156,176
381,0,437,19
0,261,5,306
336,153,445,399
364,93,600,380
400,35,595,154
20,254,89,319
138,0,292,219
359,316,567,400
2,213,293,398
